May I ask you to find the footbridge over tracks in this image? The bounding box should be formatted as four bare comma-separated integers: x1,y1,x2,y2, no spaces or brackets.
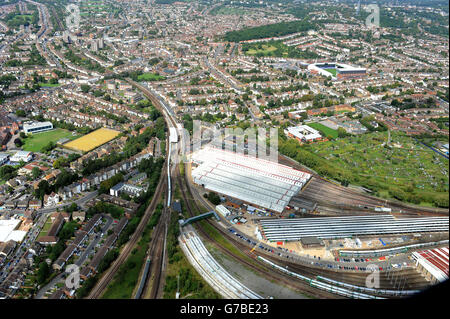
180,211,220,227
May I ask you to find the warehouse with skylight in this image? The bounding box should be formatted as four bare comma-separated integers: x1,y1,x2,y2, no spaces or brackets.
191,147,311,213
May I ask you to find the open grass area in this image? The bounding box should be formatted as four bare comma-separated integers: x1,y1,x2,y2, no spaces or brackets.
324,68,337,77
137,72,166,82
37,217,53,238
101,217,154,299
162,188,221,299
246,44,278,56
163,242,221,299
241,40,319,59
38,82,60,88
307,122,338,139
23,128,79,152
210,6,249,16
305,131,449,206
64,127,120,152
101,203,163,299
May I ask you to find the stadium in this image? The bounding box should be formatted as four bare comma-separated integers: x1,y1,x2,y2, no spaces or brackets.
308,62,366,80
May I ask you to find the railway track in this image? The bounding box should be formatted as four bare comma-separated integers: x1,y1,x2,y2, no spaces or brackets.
87,178,167,299
176,171,344,299
129,79,180,299
138,205,170,299
132,74,436,299
178,162,434,298
295,176,448,217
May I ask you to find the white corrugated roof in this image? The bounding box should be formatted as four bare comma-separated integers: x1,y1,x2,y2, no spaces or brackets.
192,147,311,212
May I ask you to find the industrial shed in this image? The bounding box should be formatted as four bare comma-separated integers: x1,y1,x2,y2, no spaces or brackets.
300,236,324,248
191,147,311,213
259,215,449,242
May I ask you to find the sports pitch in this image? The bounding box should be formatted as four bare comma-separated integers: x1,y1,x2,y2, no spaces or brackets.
64,127,120,152
324,68,337,77
23,128,79,152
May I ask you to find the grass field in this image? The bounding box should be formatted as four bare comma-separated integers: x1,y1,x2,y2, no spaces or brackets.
64,128,120,152
306,131,449,206
137,72,166,82
211,6,249,15
37,217,53,238
246,44,278,56
241,40,319,60
324,68,337,77
307,122,338,139
101,229,150,299
38,82,60,88
23,128,79,152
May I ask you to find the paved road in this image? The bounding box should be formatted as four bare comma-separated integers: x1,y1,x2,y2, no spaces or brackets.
36,191,99,214
35,215,113,299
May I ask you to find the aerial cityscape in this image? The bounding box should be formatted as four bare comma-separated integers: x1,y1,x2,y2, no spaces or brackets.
0,0,448,305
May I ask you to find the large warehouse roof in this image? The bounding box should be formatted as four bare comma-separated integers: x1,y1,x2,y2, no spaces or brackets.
259,215,449,242
412,247,449,283
0,219,26,243
191,147,311,213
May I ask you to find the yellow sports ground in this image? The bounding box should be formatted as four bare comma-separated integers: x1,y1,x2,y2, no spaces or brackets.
64,128,120,152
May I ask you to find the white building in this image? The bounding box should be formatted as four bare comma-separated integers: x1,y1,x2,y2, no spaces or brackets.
412,247,449,285
23,121,54,134
0,153,9,166
169,127,178,143
110,182,144,197
284,125,322,143
216,205,231,217
0,219,27,243
10,151,33,163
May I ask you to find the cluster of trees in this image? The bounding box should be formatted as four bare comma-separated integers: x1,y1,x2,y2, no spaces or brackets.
204,192,221,205
135,157,165,204
359,116,388,132
167,208,181,264
182,114,194,135
4,6,39,29
81,153,123,177
36,262,50,285
388,187,448,208
189,88,203,95
391,97,436,110
34,169,79,202
224,20,316,42
53,154,80,169
0,74,17,88
64,50,105,73
99,173,124,195
193,112,227,124
5,45,46,67
164,265,219,299
0,165,17,181
86,201,124,219
237,75,270,83
82,118,165,176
